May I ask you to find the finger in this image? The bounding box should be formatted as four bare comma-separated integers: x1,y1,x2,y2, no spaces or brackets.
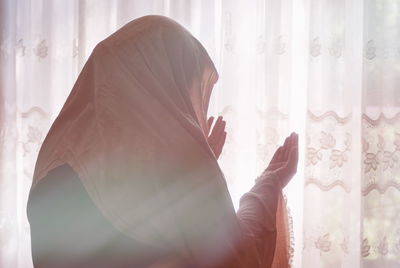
283,134,293,160
215,131,227,159
220,120,226,134
270,146,282,163
283,135,290,147
287,133,295,153
285,145,299,175
211,118,225,139
219,131,227,151
287,133,298,159
210,116,222,136
276,146,298,188
281,136,290,161
222,130,227,143
216,115,223,124
289,132,296,148
270,146,283,164
277,143,286,162
207,117,214,134
293,132,299,148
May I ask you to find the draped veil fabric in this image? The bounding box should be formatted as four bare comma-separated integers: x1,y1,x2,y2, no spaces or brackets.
29,16,290,267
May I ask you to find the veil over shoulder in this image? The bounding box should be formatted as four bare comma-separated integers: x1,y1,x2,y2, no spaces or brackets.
30,15,290,267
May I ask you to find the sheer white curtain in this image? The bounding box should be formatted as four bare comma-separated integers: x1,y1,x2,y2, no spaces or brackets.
1,0,399,267
304,1,400,267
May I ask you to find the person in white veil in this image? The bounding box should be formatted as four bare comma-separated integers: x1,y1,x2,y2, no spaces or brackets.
27,15,298,267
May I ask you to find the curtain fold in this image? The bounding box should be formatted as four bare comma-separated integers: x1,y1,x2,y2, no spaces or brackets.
1,0,399,267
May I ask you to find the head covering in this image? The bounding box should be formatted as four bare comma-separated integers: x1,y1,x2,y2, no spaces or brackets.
30,16,291,267
31,15,239,264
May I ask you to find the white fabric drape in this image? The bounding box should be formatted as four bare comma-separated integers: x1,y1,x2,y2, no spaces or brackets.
0,0,399,267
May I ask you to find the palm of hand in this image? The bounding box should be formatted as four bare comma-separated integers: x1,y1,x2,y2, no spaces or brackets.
263,132,299,188
207,116,227,159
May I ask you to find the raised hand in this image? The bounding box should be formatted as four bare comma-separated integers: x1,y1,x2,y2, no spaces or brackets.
259,132,299,188
207,116,227,159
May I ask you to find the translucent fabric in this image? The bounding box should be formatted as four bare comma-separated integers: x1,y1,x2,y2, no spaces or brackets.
29,16,289,267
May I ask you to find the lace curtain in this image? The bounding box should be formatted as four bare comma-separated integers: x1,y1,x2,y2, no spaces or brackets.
1,0,399,267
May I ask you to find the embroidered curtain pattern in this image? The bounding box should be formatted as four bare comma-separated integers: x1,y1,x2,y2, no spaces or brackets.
0,0,399,267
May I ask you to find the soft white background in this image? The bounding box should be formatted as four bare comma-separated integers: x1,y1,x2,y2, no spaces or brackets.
1,0,399,267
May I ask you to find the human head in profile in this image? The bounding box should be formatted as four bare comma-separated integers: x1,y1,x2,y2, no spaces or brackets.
27,15,298,267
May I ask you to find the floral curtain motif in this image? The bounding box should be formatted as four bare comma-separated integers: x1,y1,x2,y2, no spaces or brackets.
303,0,398,267
303,110,355,267
361,0,400,266
362,113,400,267
305,111,352,193
362,114,400,193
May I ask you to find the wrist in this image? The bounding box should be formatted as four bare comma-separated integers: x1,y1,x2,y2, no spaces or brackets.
255,170,282,189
